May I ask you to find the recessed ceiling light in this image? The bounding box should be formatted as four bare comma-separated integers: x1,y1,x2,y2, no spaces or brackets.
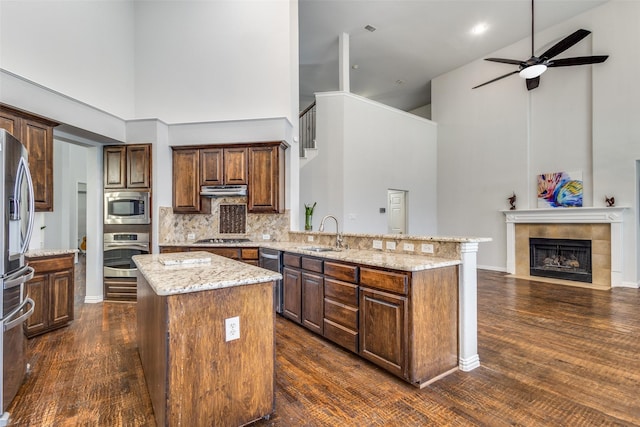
470,22,489,36
395,79,405,85
364,25,377,32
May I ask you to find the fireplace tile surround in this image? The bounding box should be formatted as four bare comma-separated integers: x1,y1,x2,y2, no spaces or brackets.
503,208,626,289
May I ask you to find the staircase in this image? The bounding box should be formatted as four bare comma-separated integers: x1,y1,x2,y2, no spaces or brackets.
299,101,317,163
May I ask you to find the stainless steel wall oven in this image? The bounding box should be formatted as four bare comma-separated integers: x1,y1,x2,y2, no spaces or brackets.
103,232,150,279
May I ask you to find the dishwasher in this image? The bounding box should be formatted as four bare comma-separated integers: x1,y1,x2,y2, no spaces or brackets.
259,248,283,314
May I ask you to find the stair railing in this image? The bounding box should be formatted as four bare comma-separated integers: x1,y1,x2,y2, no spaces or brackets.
299,101,316,157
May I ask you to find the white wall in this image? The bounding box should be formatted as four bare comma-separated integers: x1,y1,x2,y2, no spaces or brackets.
0,0,135,119
302,92,438,235
433,1,640,286
133,0,293,124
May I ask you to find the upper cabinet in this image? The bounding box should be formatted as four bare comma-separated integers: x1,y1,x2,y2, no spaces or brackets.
104,144,151,189
248,143,286,214
200,147,247,186
172,142,287,214
0,105,58,212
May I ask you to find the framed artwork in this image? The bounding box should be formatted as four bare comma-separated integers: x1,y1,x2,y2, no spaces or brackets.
537,171,583,208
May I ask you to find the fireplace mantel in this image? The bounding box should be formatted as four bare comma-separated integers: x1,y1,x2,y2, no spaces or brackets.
502,207,628,287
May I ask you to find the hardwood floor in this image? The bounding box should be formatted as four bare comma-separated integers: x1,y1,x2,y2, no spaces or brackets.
6,270,640,426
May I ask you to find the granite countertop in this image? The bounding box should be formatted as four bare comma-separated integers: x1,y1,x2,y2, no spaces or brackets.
158,241,461,272
133,251,282,296
26,248,79,258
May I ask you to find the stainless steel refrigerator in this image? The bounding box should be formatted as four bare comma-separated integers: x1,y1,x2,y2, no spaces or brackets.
0,129,36,426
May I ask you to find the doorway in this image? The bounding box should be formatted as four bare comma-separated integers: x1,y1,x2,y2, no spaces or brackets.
387,189,407,234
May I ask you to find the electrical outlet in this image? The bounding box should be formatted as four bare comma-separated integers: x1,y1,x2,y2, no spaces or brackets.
421,243,434,254
262,234,271,241
403,243,414,252
187,233,195,240
225,316,240,342
307,235,314,242
372,240,383,249
386,241,396,250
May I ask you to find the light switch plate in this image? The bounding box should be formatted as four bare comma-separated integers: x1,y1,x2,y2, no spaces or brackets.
386,241,396,250
372,240,383,249
225,316,240,342
262,234,271,240
307,235,314,242
187,233,195,240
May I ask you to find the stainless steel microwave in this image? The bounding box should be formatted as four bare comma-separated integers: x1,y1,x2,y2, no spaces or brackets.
104,191,150,225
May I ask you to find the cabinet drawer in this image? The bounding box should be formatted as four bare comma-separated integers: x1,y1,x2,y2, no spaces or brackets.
283,253,301,268
28,254,74,274
360,268,409,295
301,257,323,273
324,262,358,283
241,248,259,260
159,246,187,253
324,278,358,307
324,298,358,330
323,319,358,353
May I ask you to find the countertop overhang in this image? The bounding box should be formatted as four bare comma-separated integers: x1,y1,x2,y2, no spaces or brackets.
133,251,282,296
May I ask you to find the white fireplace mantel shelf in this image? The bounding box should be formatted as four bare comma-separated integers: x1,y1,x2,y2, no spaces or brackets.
501,207,628,224
502,207,629,287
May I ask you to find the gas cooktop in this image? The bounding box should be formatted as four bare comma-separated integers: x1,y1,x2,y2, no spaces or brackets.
195,238,252,244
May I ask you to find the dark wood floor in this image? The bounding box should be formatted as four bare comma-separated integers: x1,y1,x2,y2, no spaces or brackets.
6,269,640,426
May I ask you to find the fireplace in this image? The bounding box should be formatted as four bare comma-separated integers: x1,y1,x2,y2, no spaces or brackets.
529,238,592,283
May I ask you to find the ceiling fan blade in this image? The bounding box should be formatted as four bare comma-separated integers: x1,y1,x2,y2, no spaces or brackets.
539,29,591,60
526,77,540,91
485,58,523,66
472,70,520,89
548,55,609,67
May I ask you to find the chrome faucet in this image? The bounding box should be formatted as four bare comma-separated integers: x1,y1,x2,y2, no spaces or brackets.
318,215,343,249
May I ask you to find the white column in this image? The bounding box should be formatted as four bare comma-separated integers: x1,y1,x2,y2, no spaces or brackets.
459,242,480,371
338,32,350,92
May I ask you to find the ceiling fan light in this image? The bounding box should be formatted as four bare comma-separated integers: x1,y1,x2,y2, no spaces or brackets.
519,64,547,79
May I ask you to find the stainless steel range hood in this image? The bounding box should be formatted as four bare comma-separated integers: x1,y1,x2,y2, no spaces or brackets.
200,185,247,197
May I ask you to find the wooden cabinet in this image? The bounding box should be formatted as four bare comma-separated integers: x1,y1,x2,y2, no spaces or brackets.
282,253,324,334
248,143,286,213
200,147,248,186
173,142,287,214
104,144,151,189
25,253,75,338
172,148,210,214
359,287,408,379
0,105,57,211
282,266,302,323
323,261,359,353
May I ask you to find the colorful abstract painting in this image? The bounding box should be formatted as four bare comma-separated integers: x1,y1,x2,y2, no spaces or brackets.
537,171,583,208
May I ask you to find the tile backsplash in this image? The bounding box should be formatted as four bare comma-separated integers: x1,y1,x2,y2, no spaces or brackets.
158,197,290,243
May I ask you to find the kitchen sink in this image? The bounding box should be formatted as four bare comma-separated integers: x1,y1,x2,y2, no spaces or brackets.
299,246,336,252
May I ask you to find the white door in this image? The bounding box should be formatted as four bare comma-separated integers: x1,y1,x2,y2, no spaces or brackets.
387,190,407,234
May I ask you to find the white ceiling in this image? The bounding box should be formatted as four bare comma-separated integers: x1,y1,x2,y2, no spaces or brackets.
299,0,609,112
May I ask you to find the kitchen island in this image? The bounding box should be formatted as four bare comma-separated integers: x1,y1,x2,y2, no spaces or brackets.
133,251,282,427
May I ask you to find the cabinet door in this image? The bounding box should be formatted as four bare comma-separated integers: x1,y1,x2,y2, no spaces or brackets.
24,273,48,336
248,145,283,213
173,149,209,213
0,111,20,136
201,148,223,185
127,145,151,188
282,267,302,323
302,272,324,335
49,270,74,327
359,287,408,379
223,147,248,185
104,146,127,188
22,118,54,211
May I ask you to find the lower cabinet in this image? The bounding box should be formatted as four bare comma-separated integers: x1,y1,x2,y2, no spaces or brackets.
282,267,302,323
359,287,408,379
160,246,259,265
25,253,75,338
282,254,324,335
301,272,323,335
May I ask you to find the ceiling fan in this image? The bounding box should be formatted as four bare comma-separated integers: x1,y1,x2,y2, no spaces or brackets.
473,0,608,91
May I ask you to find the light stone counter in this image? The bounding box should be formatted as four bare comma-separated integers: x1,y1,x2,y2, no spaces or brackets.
133,251,282,296
26,248,79,258
158,242,461,272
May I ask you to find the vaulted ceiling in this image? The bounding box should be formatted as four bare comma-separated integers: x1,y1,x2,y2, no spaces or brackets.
299,0,608,112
